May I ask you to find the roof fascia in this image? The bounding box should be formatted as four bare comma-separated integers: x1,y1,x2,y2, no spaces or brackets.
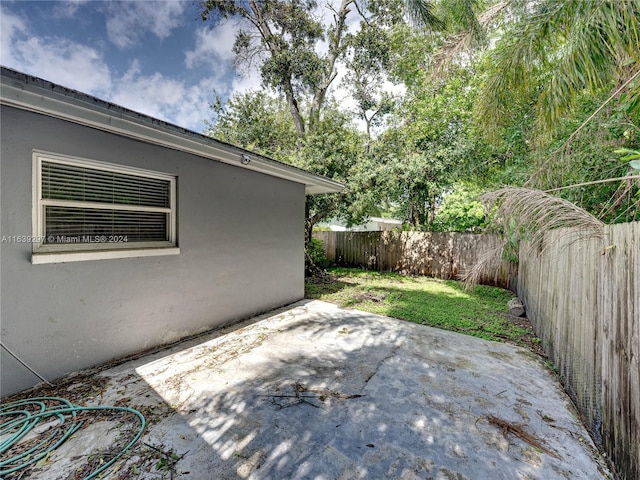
0,74,343,195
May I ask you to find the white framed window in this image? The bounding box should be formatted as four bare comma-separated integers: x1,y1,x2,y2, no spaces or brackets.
32,151,178,264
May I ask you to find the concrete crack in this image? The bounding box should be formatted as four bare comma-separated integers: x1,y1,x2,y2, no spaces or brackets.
360,345,400,392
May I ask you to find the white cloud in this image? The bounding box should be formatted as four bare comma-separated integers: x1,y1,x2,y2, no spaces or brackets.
0,5,218,133
2,2,327,134
0,7,28,66
1,6,112,95
52,0,90,19
229,69,263,98
111,61,185,115
172,77,222,129
184,19,266,109
104,0,188,49
110,61,219,132
184,23,237,69
16,37,111,94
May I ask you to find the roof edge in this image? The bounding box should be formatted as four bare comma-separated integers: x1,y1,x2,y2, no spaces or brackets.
0,67,343,195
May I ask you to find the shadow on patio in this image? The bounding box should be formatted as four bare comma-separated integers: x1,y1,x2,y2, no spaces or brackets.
1,301,611,479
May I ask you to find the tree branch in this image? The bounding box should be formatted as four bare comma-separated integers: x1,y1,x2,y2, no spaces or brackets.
309,0,353,132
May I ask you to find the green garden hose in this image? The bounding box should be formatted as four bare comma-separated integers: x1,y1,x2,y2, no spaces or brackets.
0,396,146,479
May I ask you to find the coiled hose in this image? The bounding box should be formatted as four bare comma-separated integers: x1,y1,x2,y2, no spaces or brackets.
0,396,146,479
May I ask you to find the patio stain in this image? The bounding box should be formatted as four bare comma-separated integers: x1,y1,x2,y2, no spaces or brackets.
1,300,613,480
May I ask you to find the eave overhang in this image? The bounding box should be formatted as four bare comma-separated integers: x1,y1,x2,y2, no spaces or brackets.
0,67,344,195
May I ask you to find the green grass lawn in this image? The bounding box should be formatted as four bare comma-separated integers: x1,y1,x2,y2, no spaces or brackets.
306,267,541,350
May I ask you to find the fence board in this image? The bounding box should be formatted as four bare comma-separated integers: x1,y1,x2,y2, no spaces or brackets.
314,231,336,261
518,222,639,480
313,231,517,290
600,222,639,480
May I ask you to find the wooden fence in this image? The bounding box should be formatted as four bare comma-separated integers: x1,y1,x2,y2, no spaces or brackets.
518,222,639,480
314,225,639,479
313,230,518,290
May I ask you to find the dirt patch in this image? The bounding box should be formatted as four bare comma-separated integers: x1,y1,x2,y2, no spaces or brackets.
353,291,388,302
1,370,111,405
503,313,546,358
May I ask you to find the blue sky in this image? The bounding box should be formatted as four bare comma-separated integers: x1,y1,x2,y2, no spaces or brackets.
1,0,263,133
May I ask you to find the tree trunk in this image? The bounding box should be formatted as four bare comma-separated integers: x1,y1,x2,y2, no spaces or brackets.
247,0,307,136
305,203,328,247
284,81,306,136
429,193,437,224
305,202,313,246
308,0,351,132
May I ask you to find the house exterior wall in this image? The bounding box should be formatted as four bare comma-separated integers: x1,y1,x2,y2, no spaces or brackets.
0,106,305,397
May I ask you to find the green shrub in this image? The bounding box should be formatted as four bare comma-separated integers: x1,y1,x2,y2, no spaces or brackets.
307,237,331,269
432,184,487,232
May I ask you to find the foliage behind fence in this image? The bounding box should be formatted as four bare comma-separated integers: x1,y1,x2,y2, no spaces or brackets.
313,230,517,290
518,222,639,480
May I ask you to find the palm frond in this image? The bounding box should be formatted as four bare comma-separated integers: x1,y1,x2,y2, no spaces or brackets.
463,187,605,288
460,243,506,289
430,0,509,75
475,1,565,130
482,187,604,250
535,0,640,138
476,0,640,139
438,0,485,43
404,0,445,30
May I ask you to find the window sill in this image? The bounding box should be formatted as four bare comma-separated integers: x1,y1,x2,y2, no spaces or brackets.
31,247,180,264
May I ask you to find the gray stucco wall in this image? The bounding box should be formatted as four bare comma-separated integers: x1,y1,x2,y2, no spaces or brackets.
0,106,305,397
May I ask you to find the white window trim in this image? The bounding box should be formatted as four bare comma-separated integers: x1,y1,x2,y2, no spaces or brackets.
32,150,179,264
31,248,180,265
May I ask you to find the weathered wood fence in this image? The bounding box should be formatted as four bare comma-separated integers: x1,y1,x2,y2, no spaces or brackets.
314,224,639,479
518,222,639,480
313,231,518,290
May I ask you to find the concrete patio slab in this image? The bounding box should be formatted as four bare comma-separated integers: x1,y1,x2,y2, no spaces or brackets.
5,300,610,479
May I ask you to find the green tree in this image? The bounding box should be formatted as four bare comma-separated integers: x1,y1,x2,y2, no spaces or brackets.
200,0,408,243
526,97,640,223
431,184,487,232
467,1,640,222
342,21,396,139
476,0,640,139
205,90,298,159
207,90,369,242
201,0,354,136
200,0,512,236
363,67,486,228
